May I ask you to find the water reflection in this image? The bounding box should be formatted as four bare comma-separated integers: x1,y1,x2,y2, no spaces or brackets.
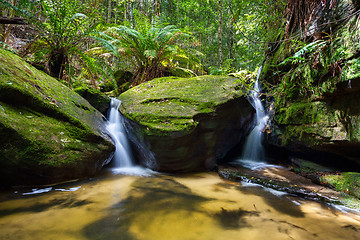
0,172,359,240
235,183,305,218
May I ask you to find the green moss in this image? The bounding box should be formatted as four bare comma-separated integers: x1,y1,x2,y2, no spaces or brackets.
0,102,104,167
293,159,333,174
0,49,114,185
341,58,360,80
277,102,318,125
119,75,248,136
74,85,110,114
274,98,360,146
321,172,360,199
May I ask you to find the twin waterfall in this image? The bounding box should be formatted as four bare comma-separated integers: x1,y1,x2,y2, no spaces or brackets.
106,67,270,173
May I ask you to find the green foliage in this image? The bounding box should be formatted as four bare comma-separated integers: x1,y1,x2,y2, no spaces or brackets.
94,10,202,83
279,40,327,65
266,38,341,108
209,59,234,75
232,0,287,70
321,173,360,199
1,0,290,88
33,0,99,79
1,0,103,84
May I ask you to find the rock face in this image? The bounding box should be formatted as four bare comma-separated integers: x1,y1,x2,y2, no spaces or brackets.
263,0,360,169
0,49,114,187
74,86,111,115
267,93,360,169
119,75,255,172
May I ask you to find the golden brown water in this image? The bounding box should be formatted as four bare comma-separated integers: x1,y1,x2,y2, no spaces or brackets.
0,172,359,240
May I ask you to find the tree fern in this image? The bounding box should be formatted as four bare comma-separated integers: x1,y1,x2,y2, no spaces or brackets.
93,11,202,83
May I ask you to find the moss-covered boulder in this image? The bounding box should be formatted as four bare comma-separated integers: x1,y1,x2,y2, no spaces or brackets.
0,49,114,187
119,75,255,172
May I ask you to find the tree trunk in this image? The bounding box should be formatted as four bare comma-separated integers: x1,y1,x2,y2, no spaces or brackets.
48,49,68,79
128,0,133,26
124,1,127,20
169,0,173,18
229,26,234,67
218,0,223,67
228,5,234,67
0,10,5,43
155,0,160,16
139,0,144,13
2,0,15,44
0,17,27,24
107,0,112,23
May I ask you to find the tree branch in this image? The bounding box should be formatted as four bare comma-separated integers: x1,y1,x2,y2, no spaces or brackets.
0,17,28,25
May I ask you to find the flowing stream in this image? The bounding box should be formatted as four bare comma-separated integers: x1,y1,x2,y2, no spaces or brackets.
1,93,359,240
0,172,359,240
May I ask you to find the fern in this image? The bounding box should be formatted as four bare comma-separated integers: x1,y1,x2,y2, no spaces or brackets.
279,40,327,65
93,11,202,83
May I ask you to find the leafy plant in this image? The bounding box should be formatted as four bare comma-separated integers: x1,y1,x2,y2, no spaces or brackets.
209,59,234,75
1,0,100,82
94,10,202,84
278,40,327,66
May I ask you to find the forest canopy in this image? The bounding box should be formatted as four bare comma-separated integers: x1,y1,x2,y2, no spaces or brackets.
0,0,286,93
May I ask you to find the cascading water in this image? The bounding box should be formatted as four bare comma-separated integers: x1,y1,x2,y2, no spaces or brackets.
106,98,134,169
106,98,154,176
235,66,275,170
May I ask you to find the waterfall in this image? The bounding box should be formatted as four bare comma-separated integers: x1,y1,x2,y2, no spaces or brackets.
106,98,134,169
235,66,274,170
106,98,155,176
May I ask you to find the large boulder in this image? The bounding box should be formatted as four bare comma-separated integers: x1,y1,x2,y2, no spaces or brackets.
0,49,114,187
119,75,255,172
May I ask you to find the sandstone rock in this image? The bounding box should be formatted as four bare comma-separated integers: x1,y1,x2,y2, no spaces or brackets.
0,49,114,187
266,89,360,169
119,75,255,172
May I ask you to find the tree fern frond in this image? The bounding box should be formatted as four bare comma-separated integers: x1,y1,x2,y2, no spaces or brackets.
92,36,120,58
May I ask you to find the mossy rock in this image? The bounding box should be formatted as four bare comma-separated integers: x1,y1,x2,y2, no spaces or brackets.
119,76,248,136
0,49,114,187
119,75,255,172
269,97,360,169
74,85,110,115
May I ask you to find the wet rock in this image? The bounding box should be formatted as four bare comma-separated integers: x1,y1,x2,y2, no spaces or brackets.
218,165,342,203
119,75,255,172
0,49,114,187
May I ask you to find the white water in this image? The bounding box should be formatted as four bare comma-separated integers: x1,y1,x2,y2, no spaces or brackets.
106,98,154,176
235,66,274,170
